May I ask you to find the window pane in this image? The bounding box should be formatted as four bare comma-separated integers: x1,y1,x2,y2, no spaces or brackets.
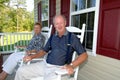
42,0,48,21
80,13,87,29
87,12,95,30
72,0,87,11
72,0,78,11
71,15,80,27
71,14,86,29
86,32,93,49
71,0,96,12
42,20,48,27
87,0,96,8
79,0,86,10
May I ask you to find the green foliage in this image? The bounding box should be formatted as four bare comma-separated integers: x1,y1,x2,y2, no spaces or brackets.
0,0,34,32
0,0,9,8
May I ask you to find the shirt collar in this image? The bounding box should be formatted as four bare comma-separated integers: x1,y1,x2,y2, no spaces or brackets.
55,30,68,37
34,32,41,37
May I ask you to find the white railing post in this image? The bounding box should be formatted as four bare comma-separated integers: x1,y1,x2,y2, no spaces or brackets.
23,35,25,46
10,33,12,51
2,34,5,52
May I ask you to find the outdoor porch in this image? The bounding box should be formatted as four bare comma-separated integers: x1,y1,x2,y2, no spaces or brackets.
0,32,33,80
0,0,120,80
0,32,119,80
2,53,120,80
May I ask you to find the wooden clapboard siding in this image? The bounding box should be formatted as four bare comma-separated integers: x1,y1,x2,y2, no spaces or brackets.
61,0,70,26
78,54,120,80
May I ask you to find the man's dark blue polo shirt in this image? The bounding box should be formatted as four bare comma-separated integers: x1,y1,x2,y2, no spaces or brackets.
43,30,86,66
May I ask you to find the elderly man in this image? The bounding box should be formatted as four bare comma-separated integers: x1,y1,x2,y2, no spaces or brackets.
0,22,45,80
14,15,88,80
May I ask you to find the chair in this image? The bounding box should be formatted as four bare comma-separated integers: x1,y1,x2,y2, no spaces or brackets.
30,24,86,80
55,23,86,80
15,25,52,67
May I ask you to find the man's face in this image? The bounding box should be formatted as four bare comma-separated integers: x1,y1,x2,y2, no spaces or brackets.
34,25,41,34
54,16,66,33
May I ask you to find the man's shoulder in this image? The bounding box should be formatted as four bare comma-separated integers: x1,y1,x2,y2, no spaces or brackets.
68,32,77,38
68,32,79,42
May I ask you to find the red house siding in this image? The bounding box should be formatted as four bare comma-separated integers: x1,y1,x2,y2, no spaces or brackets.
97,0,120,59
49,0,56,34
49,0,56,25
61,0,70,26
38,2,41,22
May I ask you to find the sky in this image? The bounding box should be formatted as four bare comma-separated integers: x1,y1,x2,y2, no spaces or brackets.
26,0,34,12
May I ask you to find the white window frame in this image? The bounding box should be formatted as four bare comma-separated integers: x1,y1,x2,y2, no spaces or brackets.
70,0,100,56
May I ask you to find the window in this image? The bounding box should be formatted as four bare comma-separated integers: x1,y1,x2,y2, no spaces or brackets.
70,0,97,52
71,0,96,11
41,0,49,27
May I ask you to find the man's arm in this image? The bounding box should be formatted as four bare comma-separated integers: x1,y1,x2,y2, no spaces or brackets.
64,34,88,74
64,52,88,75
23,50,47,62
15,46,26,48
70,52,88,68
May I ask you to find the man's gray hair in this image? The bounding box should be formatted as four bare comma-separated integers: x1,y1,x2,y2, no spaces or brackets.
53,15,67,24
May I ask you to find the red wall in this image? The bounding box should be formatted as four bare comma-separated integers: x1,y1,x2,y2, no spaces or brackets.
49,0,56,25
61,0,70,26
97,0,120,59
49,0,56,34
37,2,41,22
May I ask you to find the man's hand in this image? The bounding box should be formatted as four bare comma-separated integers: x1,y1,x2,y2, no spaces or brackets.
23,56,32,62
15,46,26,48
26,51,31,55
30,50,37,53
62,65,74,75
26,50,37,55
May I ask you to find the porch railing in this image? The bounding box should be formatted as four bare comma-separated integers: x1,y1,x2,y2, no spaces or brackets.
0,32,33,54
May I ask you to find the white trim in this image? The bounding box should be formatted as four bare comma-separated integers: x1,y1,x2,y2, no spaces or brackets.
70,0,100,56
42,18,48,21
92,0,100,56
70,7,96,16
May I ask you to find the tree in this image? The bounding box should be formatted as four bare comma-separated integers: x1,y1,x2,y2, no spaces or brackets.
0,0,9,8
0,0,34,32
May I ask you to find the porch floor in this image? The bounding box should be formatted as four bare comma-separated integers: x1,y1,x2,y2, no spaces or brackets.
3,55,81,80
4,53,120,80
6,72,15,80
